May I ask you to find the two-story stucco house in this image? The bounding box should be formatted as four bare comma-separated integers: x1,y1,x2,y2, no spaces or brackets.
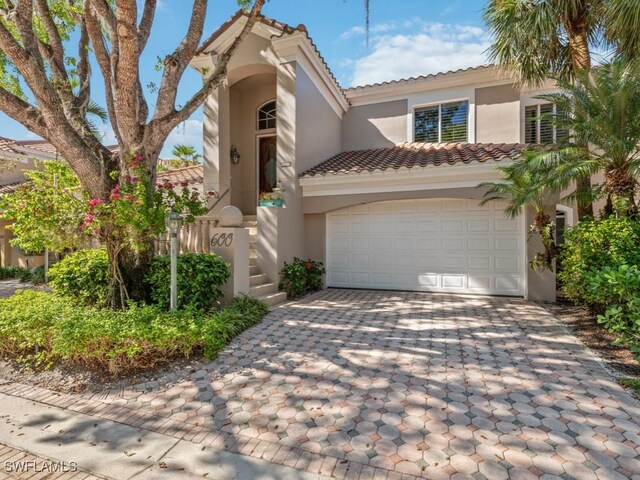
191,11,570,303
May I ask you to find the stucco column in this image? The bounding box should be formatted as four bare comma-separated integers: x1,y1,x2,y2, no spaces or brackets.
203,86,232,211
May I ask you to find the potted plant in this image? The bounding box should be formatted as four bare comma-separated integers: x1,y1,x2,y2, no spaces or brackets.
259,189,284,207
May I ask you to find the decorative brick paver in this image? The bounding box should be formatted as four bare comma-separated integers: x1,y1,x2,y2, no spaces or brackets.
2,289,640,479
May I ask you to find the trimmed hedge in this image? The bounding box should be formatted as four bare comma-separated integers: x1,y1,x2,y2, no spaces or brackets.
0,290,267,375
146,253,230,311
48,249,109,306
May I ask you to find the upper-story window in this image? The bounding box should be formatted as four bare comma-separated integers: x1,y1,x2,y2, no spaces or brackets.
414,100,469,143
257,100,276,130
525,103,567,144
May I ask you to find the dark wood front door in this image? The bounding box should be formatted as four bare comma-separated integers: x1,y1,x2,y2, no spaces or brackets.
259,136,277,194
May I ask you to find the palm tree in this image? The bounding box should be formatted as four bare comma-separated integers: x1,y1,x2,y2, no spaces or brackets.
480,157,558,270
171,144,202,163
524,59,640,217
483,0,640,218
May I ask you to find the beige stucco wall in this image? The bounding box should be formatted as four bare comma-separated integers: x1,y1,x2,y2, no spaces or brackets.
294,66,342,175
302,187,486,214
475,84,521,144
342,100,408,151
229,73,277,215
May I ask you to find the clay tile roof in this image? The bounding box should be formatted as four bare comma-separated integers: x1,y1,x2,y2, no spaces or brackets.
196,10,346,103
300,143,533,178
346,65,496,92
157,164,204,187
0,180,27,194
0,137,21,154
13,139,59,154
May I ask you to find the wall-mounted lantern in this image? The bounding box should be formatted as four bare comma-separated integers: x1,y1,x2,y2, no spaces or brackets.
230,145,241,165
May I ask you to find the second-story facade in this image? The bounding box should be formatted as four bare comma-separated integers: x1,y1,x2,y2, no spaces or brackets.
192,12,567,303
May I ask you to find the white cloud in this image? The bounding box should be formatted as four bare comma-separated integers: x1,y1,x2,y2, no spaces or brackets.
341,26,365,40
348,23,490,87
163,119,203,158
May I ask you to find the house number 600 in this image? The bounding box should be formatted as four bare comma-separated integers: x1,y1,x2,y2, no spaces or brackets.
210,233,234,247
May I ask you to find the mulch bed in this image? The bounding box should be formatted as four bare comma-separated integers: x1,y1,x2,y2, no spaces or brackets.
544,298,640,378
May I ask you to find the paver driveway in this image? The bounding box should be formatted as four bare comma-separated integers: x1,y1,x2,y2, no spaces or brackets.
6,289,639,480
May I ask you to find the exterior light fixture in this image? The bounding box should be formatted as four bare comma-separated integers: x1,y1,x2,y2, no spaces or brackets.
230,145,241,164
166,211,183,311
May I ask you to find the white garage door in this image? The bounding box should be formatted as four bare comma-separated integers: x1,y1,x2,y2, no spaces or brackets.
326,199,525,296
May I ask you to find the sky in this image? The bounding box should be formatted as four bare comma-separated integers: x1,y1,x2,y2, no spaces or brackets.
0,0,489,157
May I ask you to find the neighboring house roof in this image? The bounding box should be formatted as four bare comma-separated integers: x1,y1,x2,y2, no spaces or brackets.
196,10,346,102
157,164,204,189
0,181,26,194
300,143,531,178
0,164,206,197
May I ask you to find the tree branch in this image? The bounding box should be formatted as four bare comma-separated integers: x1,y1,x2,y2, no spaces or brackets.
84,1,122,146
151,0,265,138
112,0,143,146
0,87,47,138
153,0,207,119
138,0,156,50
76,16,91,114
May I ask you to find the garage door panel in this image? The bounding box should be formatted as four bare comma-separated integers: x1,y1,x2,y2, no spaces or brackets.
442,237,465,250
442,219,464,232
495,237,519,251
418,274,439,287
468,237,491,251
442,275,465,288
327,199,524,296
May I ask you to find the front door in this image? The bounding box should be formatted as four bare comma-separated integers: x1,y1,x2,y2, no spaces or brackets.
259,136,277,194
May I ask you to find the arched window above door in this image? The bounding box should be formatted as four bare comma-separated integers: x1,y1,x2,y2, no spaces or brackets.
257,100,276,130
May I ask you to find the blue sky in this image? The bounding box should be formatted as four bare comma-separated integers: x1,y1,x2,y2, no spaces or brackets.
0,0,489,157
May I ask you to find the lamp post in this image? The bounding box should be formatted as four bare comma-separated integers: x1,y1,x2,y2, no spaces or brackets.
166,211,183,311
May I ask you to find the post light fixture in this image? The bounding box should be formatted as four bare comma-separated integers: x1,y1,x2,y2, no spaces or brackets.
230,145,241,164
166,211,183,311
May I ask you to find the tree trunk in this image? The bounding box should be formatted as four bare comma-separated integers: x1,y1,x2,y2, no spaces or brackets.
532,210,558,271
605,167,637,216
565,10,594,220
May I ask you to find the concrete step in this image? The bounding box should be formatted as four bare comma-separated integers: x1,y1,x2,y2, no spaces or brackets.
250,241,257,249
250,265,260,276
250,273,269,287
246,227,257,235
249,282,277,297
241,221,257,229
250,257,257,267
256,291,288,308
243,215,257,221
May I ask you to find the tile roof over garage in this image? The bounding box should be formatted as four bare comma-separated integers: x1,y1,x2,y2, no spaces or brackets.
0,181,25,194
300,143,532,178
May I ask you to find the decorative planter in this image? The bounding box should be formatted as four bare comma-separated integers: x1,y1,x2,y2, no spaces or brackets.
259,198,284,207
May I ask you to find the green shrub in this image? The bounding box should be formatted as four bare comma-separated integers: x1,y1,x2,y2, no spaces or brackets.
0,265,45,284
278,257,325,299
0,266,30,281
584,265,640,360
0,290,267,375
48,249,109,306
559,217,640,305
146,253,230,312
28,265,46,285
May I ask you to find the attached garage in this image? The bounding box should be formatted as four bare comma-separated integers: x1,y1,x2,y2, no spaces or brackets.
326,198,525,296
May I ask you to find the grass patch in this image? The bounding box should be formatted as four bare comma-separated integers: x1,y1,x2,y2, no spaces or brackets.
0,290,268,376
619,377,640,397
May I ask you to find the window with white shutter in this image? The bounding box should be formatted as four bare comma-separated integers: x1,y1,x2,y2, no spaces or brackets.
524,103,565,144
414,100,469,143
